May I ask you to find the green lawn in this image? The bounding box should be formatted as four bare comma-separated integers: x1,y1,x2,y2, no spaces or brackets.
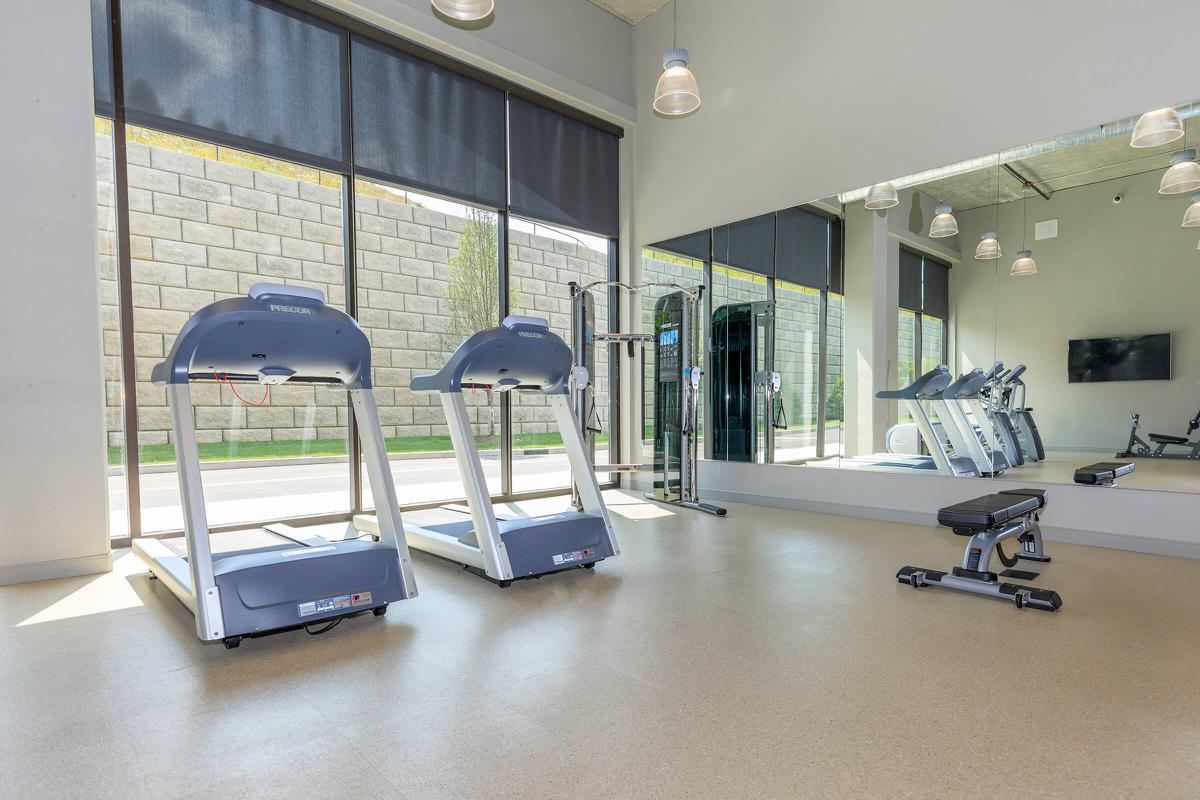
112,432,608,466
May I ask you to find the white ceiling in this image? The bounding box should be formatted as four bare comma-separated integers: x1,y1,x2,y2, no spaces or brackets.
588,0,672,25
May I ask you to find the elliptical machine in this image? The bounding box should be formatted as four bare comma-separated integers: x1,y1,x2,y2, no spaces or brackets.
567,281,726,516
999,365,1045,462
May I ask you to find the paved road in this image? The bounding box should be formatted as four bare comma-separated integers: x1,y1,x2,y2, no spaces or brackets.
107,428,840,536
109,449,610,535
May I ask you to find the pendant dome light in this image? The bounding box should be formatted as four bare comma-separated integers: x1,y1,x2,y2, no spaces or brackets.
1010,185,1037,276
1011,250,1037,276
976,160,1001,260
976,230,1002,260
864,181,899,210
653,2,701,117
1131,107,1185,148
431,0,494,24
1160,149,1200,195
1183,193,1200,228
929,202,958,238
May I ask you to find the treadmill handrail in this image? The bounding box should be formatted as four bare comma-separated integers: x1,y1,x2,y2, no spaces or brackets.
411,315,573,395
151,283,372,389
875,365,952,400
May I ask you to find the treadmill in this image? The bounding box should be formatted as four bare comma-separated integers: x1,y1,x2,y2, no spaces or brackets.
874,365,979,476
939,368,1008,476
355,315,619,586
133,284,417,648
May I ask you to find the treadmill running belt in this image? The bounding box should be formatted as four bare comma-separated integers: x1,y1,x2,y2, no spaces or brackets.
160,528,300,559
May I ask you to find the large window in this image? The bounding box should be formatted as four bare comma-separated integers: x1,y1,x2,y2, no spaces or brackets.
92,0,622,542
122,125,351,533
774,282,821,461
353,180,501,507
509,218,613,493
824,292,846,456
897,247,951,427
639,248,706,466
644,207,845,465
96,117,129,538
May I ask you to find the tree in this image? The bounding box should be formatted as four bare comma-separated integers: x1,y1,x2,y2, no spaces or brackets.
442,208,515,436
443,208,507,351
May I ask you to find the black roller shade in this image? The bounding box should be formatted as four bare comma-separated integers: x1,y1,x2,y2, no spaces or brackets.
712,213,775,276
649,230,710,262
92,0,113,117
775,207,829,289
923,256,951,319
829,219,845,295
509,97,619,236
899,247,923,312
351,36,505,208
119,0,349,171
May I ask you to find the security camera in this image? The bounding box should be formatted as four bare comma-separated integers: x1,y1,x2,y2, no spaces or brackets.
1112,193,1124,204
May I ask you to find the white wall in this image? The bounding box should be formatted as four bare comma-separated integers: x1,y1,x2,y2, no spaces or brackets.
955,169,1200,451
631,0,1198,245
0,3,112,583
328,0,636,124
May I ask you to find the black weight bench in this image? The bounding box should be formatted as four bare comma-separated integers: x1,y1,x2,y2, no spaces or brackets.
1074,461,1135,487
896,489,1062,611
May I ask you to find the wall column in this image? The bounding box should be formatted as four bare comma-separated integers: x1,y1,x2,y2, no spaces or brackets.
843,208,897,457
0,4,112,583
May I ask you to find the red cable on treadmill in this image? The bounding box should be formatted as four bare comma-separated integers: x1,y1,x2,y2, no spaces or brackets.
213,372,271,407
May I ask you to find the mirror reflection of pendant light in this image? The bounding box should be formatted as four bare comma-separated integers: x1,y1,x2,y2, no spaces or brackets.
976,159,1001,260
1011,250,1037,276
929,202,958,238
1160,149,1200,195
431,0,494,24
1182,192,1200,227
653,2,701,117
975,230,1001,260
1131,107,1185,148
1010,186,1037,276
864,181,899,210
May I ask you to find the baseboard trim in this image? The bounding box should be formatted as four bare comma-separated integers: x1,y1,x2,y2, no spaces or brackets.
703,489,1200,560
0,551,113,586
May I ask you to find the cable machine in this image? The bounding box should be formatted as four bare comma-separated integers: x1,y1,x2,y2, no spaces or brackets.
568,280,726,516
709,301,783,463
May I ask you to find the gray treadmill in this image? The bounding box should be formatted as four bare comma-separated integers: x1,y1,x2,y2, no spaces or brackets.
874,365,979,476
132,284,417,648
356,315,619,586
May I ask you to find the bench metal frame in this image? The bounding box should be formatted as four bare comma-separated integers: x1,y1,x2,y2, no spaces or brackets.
896,491,1062,612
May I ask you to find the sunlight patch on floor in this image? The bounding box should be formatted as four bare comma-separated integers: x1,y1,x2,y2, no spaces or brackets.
602,491,676,520
17,551,146,627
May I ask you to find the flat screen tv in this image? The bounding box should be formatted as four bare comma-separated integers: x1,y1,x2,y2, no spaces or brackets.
1067,333,1171,383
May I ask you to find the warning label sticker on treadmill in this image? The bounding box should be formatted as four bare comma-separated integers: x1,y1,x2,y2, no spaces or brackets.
351,592,372,607
298,593,354,618
552,548,594,565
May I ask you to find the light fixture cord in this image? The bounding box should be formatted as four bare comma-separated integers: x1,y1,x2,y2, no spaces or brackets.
1022,185,1028,250
673,0,677,50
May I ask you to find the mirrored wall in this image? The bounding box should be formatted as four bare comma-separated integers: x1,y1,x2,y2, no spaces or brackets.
641,99,1200,495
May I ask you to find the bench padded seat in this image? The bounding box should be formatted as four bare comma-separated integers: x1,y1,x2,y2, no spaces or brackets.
1074,461,1135,485
1149,433,1189,445
937,492,1041,531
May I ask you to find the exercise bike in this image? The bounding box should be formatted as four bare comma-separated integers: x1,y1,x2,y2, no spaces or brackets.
1118,410,1200,460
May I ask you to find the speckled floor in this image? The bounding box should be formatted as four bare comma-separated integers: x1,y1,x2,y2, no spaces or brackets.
3,490,1200,799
